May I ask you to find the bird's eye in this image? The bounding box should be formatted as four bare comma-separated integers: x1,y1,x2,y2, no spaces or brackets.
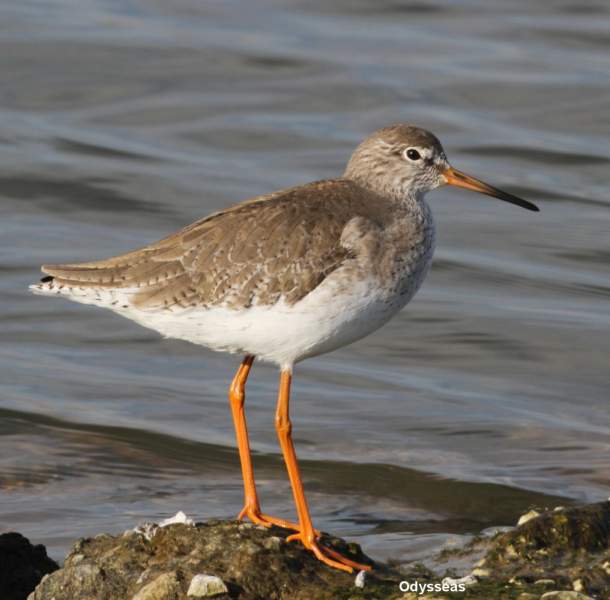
404,148,421,161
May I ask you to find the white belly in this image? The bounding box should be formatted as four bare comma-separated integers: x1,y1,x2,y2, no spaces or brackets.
124,259,430,368
30,240,434,368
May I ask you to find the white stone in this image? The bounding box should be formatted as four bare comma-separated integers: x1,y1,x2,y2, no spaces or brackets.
159,511,195,527
354,570,367,588
471,567,490,578
572,579,584,592
441,574,477,587
125,511,194,542
187,574,228,597
517,509,540,526
534,579,555,587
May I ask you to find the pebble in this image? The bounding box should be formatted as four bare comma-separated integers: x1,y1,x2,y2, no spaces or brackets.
354,570,366,588
441,574,477,587
471,567,490,578
534,578,556,587
540,592,594,600
517,509,541,526
262,536,281,551
187,574,228,597
132,572,180,600
159,511,194,528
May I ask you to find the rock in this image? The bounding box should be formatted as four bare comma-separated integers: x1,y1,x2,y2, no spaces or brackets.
441,573,477,587
517,509,541,526
354,569,366,588
28,562,104,600
0,532,58,600
29,519,410,600
480,501,610,598
426,501,610,599
22,500,610,600
261,536,281,551
534,578,556,587
126,522,159,541
187,574,228,597
540,592,595,600
132,572,181,600
470,567,490,578
159,511,195,528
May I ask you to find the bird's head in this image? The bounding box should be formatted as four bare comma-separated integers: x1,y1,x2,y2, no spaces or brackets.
344,123,539,212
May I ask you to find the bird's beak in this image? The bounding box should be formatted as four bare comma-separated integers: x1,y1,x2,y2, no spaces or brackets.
442,166,539,212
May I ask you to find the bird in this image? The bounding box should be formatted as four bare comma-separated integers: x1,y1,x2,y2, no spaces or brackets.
30,123,539,573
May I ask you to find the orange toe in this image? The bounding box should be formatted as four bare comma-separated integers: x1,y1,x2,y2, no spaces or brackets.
238,505,301,531
286,531,372,573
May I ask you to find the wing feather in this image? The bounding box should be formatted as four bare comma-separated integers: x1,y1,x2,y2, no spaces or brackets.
41,179,379,310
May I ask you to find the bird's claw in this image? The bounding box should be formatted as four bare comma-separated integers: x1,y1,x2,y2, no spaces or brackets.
286,531,372,573
238,505,301,531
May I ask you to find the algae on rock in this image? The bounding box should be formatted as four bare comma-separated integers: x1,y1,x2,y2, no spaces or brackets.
28,519,406,600
24,501,610,600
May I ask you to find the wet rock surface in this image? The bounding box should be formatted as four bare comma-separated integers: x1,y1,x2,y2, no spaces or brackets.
435,501,610,599
25,501,610,600
28,519,407,600
0,532,58,600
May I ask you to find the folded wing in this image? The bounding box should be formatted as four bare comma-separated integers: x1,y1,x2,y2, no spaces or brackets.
40,180,370,311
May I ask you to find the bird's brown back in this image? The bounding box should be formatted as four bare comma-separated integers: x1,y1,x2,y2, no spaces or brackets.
41,179,391,310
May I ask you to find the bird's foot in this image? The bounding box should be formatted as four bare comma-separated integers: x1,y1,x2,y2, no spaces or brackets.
237,504,301,531
286,531,372,573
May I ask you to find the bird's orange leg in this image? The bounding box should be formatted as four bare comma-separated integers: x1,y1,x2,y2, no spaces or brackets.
275,369,372,573
229,355,301,531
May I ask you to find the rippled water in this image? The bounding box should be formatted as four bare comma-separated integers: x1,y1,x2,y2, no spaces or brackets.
1,0,609,565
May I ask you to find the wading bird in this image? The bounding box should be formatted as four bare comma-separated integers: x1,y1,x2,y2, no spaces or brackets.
31,124,538,572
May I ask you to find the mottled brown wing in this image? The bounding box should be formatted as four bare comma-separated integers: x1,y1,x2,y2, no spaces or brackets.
41,179,370,310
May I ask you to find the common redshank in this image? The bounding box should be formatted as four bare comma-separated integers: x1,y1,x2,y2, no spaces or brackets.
30,124,539,572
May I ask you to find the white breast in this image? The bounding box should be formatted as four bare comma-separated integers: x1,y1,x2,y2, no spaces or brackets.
120,248,433,369
30,205,436,368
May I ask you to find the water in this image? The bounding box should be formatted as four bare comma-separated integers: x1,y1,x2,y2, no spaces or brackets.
1,0,609,565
